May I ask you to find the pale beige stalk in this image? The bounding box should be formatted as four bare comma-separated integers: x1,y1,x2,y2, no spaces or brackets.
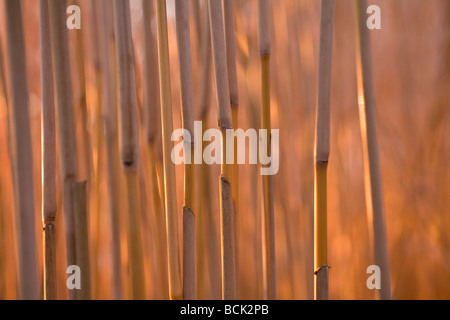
314,0,335,301
48,0,80,300
156,0,183,300
208,0,235,300
5,0,39,300
224,0,241,298
99,0,123,300
175,0,196,300
142,0,169,300
113,0,146,299
258,0,276,300
73,181,91,299
354,0,392,300
39,0,57,300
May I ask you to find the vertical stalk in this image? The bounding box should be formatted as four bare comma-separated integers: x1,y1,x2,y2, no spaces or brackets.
353,0,392,300
73,181,91,299
5,0,39,300
48,0,80,300
142,0,169,299
208,0,235,300
113,0,146,300
314,0,334,301
196,0,221,299
99,0,123,300
224,0,240,298
39,0,57,300
175,0,196,300
156,0,183,300
258,0,276,300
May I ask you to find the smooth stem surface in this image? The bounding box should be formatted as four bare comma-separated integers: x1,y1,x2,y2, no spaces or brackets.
5,0,39,300
73,181,91,300
113,0,145,299
354,0,391,300
209,0,235,300
99,0,122,300
49,1,79,300
258,0,276,300
156,0,182,300
125,171,146,299
314,0,334,301
175,1,196,299
40,0,57,300
224,1,240,297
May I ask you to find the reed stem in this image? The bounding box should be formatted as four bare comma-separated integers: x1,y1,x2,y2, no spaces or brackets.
99,0,123,300
258,0,276,300
39,0,57,300
353,0,392,300
314,0,335,301
113,0,146,299
156,0,183,300
175,0,196,300
208,0,235,300
5,0,39,300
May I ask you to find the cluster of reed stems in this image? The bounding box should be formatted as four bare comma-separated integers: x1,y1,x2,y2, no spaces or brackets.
0,0,397,301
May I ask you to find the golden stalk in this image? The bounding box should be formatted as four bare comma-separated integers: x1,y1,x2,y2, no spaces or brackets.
224,0,241,298
354,0,392,300
156,0,183,300
113,0,146,300
175,0,196,300
195,0,221,299
314,0,335,301
5,0,39,300
99,0,123,300
48,0,81,300
208,0,235,300
142,1,169,296
73,181,91,299
258,0,276,300
39,0,57,300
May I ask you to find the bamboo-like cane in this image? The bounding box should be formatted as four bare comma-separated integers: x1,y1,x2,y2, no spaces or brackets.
39,0,57,300
195,0,221,299
208,0,235,300
224,0,241,298
314,0,334,301
48,0,80,300
73,0,92,182
99,0,123,300
258,0,276,300
156,0,183,300
175,0,196,300
353,0,392,300
142,0,169,300
4,0,39,300
73,181,91,299
113,0,146,300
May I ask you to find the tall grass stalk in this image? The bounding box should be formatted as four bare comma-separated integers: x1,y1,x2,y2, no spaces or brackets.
142,0,169,299
314,0,334,301
353,0,392,300
156,0,183,300
258,0,276,300
39,0,57,300
48,0,80,300
99,0,123,300
175,0,196,300
5,0,39,300
113,0,146,300
195,0,221,299
224,0,241,298
208,0,235,300
73,181,91,299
